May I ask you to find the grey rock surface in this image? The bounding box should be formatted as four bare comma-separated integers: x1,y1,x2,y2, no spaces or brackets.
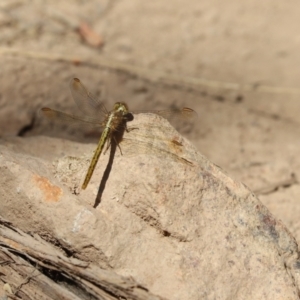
0,114,300,299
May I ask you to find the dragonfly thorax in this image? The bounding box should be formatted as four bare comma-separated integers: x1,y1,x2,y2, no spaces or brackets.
113,102,129,114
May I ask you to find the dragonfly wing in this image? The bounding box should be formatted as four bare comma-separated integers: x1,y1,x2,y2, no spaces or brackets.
41,107,102,126
131,107,197,122
70,78,108,116
120,137,194,166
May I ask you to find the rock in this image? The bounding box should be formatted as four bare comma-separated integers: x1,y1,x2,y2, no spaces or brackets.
0,113,299,299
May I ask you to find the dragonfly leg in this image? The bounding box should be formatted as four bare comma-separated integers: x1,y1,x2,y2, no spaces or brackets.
104,135,124,156
103,139,111,155
126,126,139,133
114,135,123,155
117,143,123,156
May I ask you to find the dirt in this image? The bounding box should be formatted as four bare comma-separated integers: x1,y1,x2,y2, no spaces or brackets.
1,0,300,297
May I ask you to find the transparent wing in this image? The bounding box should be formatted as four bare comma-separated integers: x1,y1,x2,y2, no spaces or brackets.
131,107,197,122
117,117,195,166
40,107,103,127
69,78,108,116
120,137,194,166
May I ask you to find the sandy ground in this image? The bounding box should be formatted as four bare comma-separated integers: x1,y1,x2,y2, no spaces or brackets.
1,0,300,266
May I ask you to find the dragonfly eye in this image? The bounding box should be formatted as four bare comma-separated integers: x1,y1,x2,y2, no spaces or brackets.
124,113,134,122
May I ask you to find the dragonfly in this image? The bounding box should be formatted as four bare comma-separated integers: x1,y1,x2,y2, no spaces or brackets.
41,78,196,190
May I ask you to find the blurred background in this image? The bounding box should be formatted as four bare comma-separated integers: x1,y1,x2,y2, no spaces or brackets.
1,0,300,241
